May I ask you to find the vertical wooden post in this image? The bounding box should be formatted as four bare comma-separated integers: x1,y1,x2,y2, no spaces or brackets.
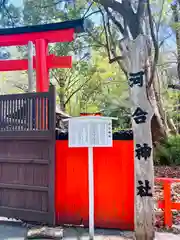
120,35,154,239
28,41,34,92
164,182,172,227
35,39,49,129
28,41,34,129
47,84,56,225
35,39,49,92
88,146,94,239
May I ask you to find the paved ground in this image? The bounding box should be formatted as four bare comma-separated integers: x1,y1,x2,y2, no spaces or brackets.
0,219,27,240
0,218,180,240
62,228,180,240
155,232,180,240
63,228,133,240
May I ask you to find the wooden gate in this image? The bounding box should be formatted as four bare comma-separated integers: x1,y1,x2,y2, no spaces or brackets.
0,86,56,225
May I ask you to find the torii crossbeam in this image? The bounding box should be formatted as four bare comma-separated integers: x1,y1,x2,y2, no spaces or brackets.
0,19,84,92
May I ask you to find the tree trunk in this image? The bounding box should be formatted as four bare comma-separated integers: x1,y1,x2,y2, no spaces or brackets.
172,3,180,81
59,77,65,112
119,52,168,146
172,3,180,134
148,81,168,146
120,35,155,240
155,70,177,137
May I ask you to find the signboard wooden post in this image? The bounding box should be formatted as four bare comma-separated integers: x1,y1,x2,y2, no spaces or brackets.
66,116,115,239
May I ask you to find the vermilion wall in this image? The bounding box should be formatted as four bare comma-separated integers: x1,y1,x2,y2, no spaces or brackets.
55,139,134,230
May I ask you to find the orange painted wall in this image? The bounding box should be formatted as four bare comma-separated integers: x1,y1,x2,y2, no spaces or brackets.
55,140,134,230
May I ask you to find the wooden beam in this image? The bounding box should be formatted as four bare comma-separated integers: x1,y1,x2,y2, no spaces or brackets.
0,29,74,46
158,201,180,211
0,158,49,164
0,55,72,71
49,55,72,69
0,19,84,36
0,183,48,192
155,177,180,183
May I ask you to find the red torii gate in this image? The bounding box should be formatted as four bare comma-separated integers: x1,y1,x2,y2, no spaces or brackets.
0,19,84,92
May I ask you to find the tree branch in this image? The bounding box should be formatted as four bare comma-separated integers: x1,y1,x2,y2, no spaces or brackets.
98,8,125,67
95,0,140,38
109,56,124,63
99,7,111,61
137,0,145,15
94,0,125,16
137,0,146,24
4,6,15,27
0,0,17,27
84,10,101,19
105,7,124,35
7,80,28,93
65,77,92,105
64,54,91,89
87,28,106,47
83,2,93,17
171,2,180,81
34,0,62,9
159,32,173,48
147,0,159,88
168,84,180,90
156,0,165,34
106,17,127,76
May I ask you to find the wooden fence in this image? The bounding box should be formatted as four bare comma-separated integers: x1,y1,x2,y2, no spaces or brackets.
156,177,180,227
0,89,52,131
0,86,56,225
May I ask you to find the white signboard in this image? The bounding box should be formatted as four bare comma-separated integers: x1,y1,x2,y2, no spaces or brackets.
68,117,112,148
65,116,115,240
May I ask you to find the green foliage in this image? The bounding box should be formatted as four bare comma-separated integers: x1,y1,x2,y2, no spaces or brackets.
171,22,180,31
0,1,20,27
154,135,180,165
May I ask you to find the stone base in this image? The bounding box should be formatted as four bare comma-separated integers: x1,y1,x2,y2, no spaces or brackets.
26,226,63,239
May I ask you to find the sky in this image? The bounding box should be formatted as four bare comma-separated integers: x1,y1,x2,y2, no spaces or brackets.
10,0,22,7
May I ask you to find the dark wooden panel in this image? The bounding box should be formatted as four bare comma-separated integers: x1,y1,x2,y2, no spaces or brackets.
0,140,50,159
0,206,49,224
0,131,51,140
0,138,54,224
0,163,49,186
0,86,56,225
0,189,48,211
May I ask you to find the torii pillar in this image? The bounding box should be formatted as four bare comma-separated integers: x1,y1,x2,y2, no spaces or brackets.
35,39,49,92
